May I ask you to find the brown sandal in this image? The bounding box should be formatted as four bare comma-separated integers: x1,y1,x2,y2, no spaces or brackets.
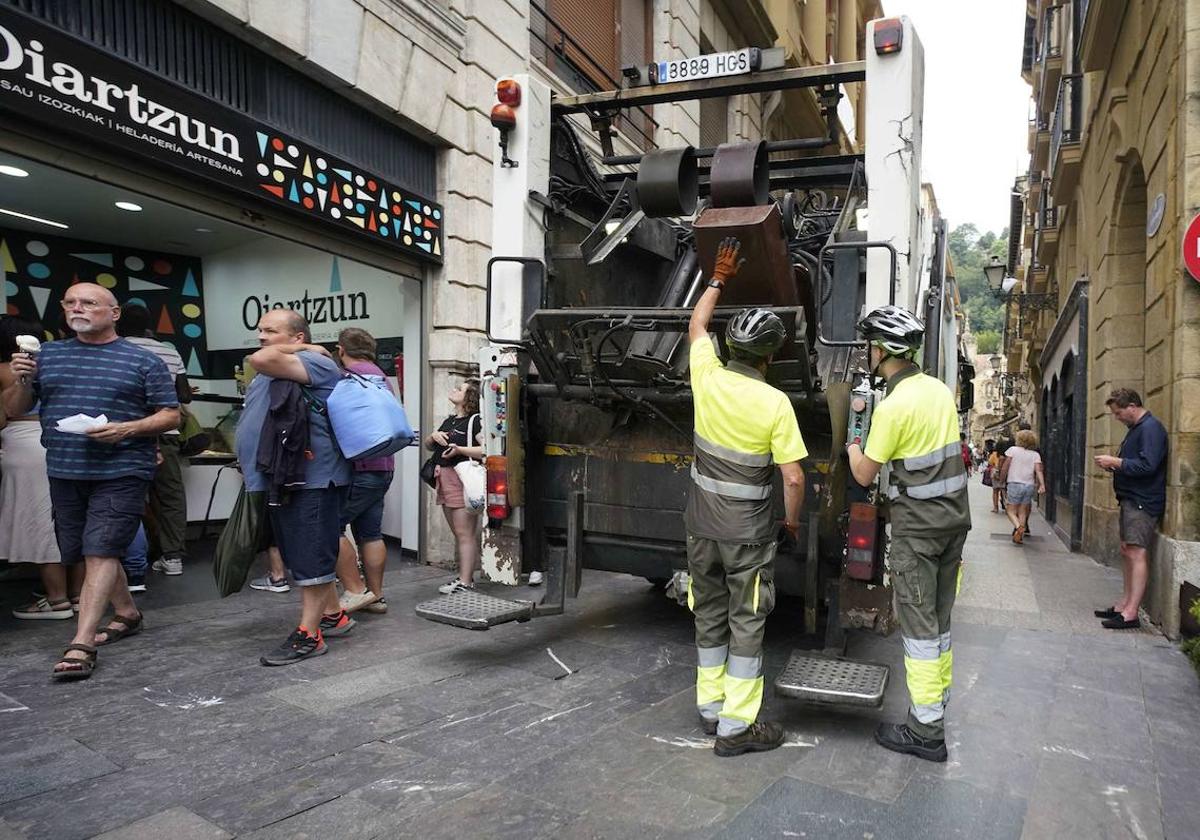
51,643,97,681
94,613,143,646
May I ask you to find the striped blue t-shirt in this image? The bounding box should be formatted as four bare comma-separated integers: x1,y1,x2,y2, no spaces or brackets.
33,338,179,480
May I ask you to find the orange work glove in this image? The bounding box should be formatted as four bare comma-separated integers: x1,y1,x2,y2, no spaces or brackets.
712,236,745,283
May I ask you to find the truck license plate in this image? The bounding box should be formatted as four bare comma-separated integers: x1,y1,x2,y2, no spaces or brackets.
650,48,758,85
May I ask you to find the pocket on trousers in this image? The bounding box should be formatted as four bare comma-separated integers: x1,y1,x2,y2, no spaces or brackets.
755,566,776,616
888,542,922,605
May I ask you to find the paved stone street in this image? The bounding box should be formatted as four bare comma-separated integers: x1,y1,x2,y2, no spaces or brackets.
1,482,1197,840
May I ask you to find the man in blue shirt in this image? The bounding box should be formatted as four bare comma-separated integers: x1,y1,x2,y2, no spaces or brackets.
3,283,179,680
235,309,352,665
1093,388,1168,630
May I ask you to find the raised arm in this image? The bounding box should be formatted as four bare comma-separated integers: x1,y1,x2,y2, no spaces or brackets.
688,237,744,343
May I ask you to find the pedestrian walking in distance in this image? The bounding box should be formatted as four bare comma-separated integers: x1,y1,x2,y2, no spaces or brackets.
1093,388,1167,630
234,309,354,665
1,283,179,680
685,238,808,757
1002,429,1045,544
847,305,971,763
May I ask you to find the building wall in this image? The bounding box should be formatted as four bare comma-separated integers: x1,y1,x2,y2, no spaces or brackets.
1021,0,1200,635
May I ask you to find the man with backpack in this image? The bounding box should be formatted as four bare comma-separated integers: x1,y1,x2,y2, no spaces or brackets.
235,309,355,665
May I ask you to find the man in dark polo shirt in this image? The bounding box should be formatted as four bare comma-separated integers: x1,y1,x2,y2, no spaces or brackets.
1093,388,1168,630
3,283,179,680
235,309,351,665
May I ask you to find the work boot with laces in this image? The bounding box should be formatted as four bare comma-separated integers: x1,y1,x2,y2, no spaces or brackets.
713,720,785,757
873,722,948,762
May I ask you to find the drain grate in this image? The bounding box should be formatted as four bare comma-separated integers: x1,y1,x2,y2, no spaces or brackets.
415,590,535,630
774,652,888,707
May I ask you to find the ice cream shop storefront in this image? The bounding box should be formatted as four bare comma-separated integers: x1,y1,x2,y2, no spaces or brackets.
0,3,444,550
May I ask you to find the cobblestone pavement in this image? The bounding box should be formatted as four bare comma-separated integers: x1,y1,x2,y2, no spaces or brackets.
0,482,1197,839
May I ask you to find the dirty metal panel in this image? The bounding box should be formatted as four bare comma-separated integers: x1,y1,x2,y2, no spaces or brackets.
774,652,888,707
838,575,894,636
414,591,535,630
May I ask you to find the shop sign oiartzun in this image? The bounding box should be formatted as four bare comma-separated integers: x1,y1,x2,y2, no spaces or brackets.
0,8,443,264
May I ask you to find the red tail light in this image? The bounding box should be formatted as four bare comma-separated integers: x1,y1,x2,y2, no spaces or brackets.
873,18,903,55
490,103,517,130
845,502,879,581
496,78,521,106
486,455,509,520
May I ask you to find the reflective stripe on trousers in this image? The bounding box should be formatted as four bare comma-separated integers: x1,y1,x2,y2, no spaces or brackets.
696,644,727,721
902,631,952,724
694,649,765,735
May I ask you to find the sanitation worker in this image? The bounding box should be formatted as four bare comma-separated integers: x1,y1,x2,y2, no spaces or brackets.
846,305,971,763
686,237,808,757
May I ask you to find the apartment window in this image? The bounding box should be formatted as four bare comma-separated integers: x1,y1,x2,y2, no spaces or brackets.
698,37,729,147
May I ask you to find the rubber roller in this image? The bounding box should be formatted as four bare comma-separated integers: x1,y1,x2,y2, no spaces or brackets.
636,146,698,217
710,141,768,208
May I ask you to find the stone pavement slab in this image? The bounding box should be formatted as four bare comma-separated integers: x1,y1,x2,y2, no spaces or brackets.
0,485,1197,839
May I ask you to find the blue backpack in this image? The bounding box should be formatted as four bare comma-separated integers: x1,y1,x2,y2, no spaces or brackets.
324,372,414,460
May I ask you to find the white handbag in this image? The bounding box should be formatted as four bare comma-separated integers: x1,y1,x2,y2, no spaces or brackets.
453,414,487,513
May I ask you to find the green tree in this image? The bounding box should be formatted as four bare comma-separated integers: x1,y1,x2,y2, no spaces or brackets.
975,330,1001,355
951,223,1009,339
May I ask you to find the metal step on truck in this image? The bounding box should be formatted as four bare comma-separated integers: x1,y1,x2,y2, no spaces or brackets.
416,16,973,711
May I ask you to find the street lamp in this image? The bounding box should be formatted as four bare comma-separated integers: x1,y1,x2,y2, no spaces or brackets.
990,353,1003,370
984,255,1019,297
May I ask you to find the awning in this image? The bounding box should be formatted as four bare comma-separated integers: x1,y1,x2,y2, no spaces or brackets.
983,415,1020,435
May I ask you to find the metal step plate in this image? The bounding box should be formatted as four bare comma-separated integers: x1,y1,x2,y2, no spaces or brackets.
774,651,889,707
415,590,535,630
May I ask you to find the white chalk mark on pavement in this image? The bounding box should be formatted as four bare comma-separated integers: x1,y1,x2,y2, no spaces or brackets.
141,687,224,711
546,647,574,676
647,734,818,749
0,692,30,713
506,702,595,735
438,702,522,730
1043,744,1091,761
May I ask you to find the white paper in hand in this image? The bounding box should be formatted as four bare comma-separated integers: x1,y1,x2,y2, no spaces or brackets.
55,413,108,434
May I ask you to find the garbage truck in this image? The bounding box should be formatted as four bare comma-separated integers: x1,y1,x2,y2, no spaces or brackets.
416,16,973,708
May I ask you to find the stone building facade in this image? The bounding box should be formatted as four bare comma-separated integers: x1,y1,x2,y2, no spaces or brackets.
182,0,881,564
1013,0,1200,635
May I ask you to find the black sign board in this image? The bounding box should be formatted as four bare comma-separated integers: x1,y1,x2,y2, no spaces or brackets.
0,8,443,262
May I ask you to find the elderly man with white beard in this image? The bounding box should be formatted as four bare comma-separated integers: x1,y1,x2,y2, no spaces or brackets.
2,282,179,681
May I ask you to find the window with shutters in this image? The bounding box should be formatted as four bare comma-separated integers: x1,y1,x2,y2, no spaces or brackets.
530,0,656,149
698,36,729,148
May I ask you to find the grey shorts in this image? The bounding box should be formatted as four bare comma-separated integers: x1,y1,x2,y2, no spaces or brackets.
1006,482,1035,505
1119,500,1159,548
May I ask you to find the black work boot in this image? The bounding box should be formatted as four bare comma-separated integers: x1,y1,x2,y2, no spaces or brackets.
699,715,718,736
713,721,785,757
874,722,947,763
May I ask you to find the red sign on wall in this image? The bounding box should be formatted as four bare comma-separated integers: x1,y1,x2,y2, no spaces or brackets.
1183,213,1200,282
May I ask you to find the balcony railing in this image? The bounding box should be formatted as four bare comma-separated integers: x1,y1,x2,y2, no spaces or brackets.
529,1,657,151
1050,74,1083,165
1042,4,1064,62
1039,186,1058,229
1021,13,1037,76
1075,0,1089,63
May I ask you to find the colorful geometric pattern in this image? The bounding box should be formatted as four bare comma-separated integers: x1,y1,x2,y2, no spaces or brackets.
0,227,207,375
252,131,443,262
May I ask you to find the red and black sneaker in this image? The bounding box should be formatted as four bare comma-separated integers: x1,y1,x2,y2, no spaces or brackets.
319,609,357,638
260,627,327,666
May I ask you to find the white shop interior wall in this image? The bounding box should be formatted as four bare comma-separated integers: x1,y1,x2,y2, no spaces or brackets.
200,236,422,550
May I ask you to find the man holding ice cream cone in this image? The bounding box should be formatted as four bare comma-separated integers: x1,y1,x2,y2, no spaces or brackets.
1,282,179,681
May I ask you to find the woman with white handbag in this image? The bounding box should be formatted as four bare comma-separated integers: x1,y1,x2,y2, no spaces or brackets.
424,379,486,594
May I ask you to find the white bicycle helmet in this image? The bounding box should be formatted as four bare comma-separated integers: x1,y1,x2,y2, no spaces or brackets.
856,305,925,357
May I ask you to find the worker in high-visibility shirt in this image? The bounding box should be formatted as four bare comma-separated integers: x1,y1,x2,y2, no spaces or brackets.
846,305,971,763
686,237,808,757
